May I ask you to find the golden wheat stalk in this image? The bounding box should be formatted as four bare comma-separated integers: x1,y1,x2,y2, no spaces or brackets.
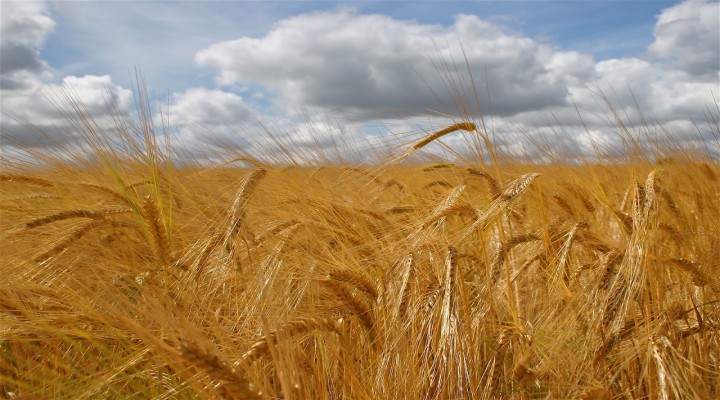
24,208,130,229
328,269,379,301
178,339,264,400
423,185,468,228
490,234,540,283
254,220,301,244
390,254,414,323
412,122,477,150
0,173,54,187
76,181,135,207
224,168,267,245
238,317,343,365
385,122,477,166
602,170,661,332
321,279,374,334
439,246,458,348
142,195,171,264
33,220,121,262
466,168,501,199
460,173,539,240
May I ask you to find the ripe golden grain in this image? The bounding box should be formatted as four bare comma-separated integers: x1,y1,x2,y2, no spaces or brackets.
500,173,539,201
668,257,711,288
76,181,134,207
321,279,375,334
4,113,719,399
552,195,576,217
239,317,343,365
142,195,171,264
328,269,379,301
0,173,54,187
490,234,540,282
178,339,264,400
25,208,131,229
34,220,118,262
226,168,267,241
466,168,500,199
411,122,477,151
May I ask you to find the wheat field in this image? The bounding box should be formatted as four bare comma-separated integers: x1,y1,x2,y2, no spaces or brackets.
1,97,719,399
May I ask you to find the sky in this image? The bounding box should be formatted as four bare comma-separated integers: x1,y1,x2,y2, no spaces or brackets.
1,0,719,163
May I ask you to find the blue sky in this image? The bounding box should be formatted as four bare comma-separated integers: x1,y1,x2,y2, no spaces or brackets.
1,0,718,162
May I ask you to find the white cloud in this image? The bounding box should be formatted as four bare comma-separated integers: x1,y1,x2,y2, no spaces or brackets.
195,4,717,132
196,8,592,118
158,87,259,151
1,1,55,46
647,0,720,78
1,75,133,147
166,87,256,127
0,1,55,90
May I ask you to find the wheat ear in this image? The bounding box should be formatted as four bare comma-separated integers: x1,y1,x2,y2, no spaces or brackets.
460,173,539,240
668,258,713,288
25,208,131,229
0,173,54,187
500,173,540,201
239,317,343,365
225,168,266,244
76,181,134,207
328,269,379,301
466,168,501,199
34,220,118,262
552,195,576,218
423,185,468,228
142,195,171,264
321,279,374,333
490,234,540,282
568,184,596,212
178,339,263,399
412,122,477,150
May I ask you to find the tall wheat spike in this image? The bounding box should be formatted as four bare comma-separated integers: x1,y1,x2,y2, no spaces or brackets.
178,339,264,400
460,173,539,240
224,168,267,247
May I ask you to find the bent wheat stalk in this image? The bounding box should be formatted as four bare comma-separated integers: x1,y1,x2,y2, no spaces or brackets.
328,269,379,301
412,122,477,151
224,168,266,246
142,195,171,264
178,338,264,400
460,173,540,240
0,173,54,187
238,317,343,365
34,220,125,262
386,122,477,165
490,234,541,283
25,208,131,229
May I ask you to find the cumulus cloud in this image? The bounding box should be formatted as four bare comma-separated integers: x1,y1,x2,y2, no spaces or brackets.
0,5,140,151
0,1,55,90
160,87,260,150
647,0,719,78
1,75,133,147
192,2,718,160
196,8,593,118
166,87,256,127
